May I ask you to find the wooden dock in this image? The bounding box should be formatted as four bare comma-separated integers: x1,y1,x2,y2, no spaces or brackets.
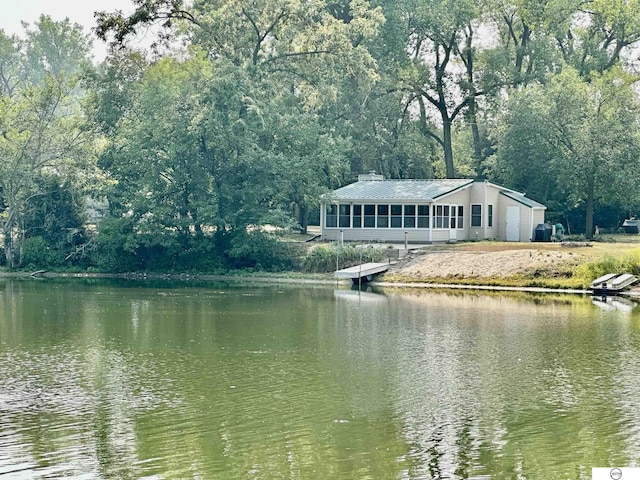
335,262,389,284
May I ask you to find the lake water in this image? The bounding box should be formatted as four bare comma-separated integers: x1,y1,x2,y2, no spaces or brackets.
1,278,640,479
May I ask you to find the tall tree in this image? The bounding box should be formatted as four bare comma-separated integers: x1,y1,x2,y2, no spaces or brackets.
375,0,487,178
0,18,94,268
94,0,385,235
494,67,640,238
21,15,94,85
556,0,640,78
0,76,93,267
0,30,21,97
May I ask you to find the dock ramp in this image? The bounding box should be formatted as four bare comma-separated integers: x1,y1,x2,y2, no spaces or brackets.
591,273,638,294
335,262,389,284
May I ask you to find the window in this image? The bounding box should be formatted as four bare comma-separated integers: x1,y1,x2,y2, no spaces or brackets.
434,205,450,228
353,205,362,228
488,204,493,227
391,205,402,228
364,204,375,228
339,204,350,228
471,204,482,227
457,206,464,229
404,205,416,228
417,205,429,228
326,204,337,228
377,204,389,228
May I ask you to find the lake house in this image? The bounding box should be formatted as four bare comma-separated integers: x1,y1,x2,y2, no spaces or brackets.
320,173,546,243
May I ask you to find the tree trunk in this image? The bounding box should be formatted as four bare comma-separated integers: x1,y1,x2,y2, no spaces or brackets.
298,203,308,235
3,230,14,269
585,190,594,240
2,201,18,269
468,98,483,178
442,118,456,178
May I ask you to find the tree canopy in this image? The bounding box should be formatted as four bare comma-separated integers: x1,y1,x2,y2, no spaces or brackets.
2,1,640,270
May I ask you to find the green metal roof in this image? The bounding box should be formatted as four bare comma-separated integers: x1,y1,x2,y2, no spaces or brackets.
499,191,546,209
325,179,475,202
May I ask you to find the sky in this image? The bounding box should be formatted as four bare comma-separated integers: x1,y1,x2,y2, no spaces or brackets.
1,0,138,61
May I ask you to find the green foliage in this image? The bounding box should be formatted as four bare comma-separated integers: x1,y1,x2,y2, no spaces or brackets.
5,0,640,276
574,249,640,283
301,244,387,273
21,236,63,269
137,233,223,273
92,217,225,273
22,175,87,260
92,218,141,273
22,15,93,85
223,231,300,272
493,67,640,237
0,17,95,269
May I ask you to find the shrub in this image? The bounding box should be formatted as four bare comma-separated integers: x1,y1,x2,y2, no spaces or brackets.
224,230,299,271
301,244,387,273
20,236,65,269
574,248,640,283
91,218,141,272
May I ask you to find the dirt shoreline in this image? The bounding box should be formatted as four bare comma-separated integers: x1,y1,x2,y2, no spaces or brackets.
390,247,579,279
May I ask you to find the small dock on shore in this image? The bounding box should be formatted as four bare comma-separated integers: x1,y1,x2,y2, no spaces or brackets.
591,273,638,295
335,262,389,284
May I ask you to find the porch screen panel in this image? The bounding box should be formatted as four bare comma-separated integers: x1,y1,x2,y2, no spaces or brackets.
353,205,362,228
391,205,402,228
404,205,416,228
339,204,351,228
326,204,337,228
364,205,375,228
457,206,464,229
417,205,429,228
377,205,389,228
434,205,445,228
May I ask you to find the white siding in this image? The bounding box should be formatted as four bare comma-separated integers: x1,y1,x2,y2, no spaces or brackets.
323,228,430,243
521,205,532,241
497,196,544,242
484,186,500,240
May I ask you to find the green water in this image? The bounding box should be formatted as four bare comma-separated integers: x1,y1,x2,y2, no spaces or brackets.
1,279,640,479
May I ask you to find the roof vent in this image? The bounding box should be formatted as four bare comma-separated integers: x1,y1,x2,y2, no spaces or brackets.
358,170,384,181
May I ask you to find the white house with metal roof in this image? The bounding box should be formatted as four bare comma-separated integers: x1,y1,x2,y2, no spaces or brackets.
320,172,546,243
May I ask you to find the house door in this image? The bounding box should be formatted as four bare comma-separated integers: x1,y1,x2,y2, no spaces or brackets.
506,206,520,241
449,205,458,241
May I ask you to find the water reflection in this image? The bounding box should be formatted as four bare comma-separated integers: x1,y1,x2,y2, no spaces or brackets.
591,295,637,313
1,279,640,478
